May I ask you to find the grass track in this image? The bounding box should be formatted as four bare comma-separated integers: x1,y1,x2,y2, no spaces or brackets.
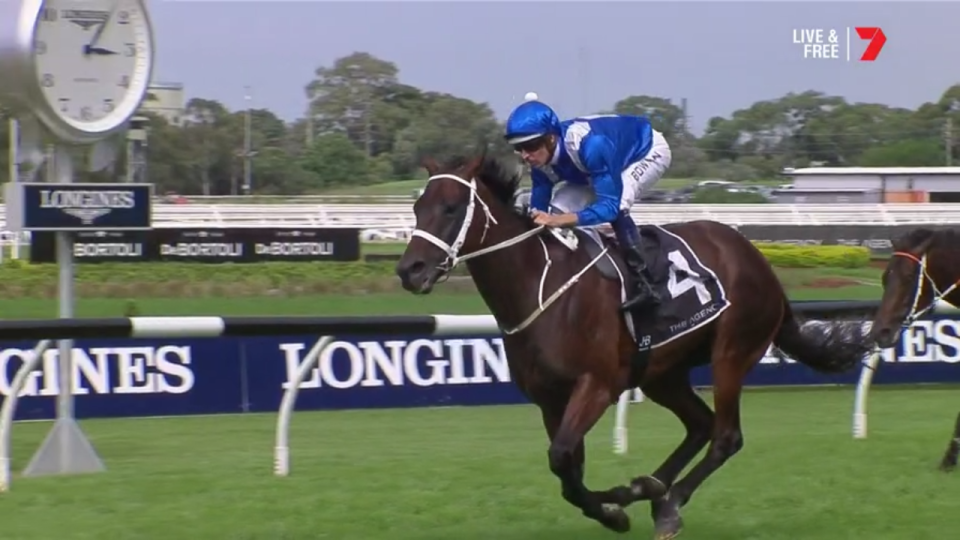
0,284,878,319
0,262,883,318
4,387,959,540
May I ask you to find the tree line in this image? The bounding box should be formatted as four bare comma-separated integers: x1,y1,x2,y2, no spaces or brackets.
1,51,959,195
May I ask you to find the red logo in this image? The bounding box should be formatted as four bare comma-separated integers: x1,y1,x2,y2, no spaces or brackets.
855,27,887,61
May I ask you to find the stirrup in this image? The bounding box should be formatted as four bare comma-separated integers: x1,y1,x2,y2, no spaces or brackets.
621,291,656,312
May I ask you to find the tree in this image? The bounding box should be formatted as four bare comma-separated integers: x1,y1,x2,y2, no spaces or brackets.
300,133,372,189
613,95,688,140
305,52,403,157
6,51,948,194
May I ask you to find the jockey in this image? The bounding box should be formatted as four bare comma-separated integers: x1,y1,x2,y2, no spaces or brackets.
503,93,673,312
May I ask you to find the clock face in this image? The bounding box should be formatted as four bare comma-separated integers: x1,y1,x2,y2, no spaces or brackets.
32,0,153,135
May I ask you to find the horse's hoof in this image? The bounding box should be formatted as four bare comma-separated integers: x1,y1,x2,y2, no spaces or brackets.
939,461,956,472
653,516,683,540
630,475,668,501
599,503,631,533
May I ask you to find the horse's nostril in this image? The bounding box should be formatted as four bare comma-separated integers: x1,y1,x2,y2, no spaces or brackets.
409,261,426,276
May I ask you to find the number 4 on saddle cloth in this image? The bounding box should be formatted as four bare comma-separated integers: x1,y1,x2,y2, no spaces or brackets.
531,186,731,354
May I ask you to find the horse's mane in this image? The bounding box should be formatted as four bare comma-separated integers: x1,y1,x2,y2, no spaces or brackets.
441,154,522,207
893,227,960,251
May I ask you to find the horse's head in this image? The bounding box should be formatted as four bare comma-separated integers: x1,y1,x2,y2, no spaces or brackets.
395,151,527,294
870,228,942,348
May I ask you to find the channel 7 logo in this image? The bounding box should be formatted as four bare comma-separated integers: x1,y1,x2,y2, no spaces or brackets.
855,27,886,61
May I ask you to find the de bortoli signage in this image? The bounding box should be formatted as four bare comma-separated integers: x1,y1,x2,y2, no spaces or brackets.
3,182,153,231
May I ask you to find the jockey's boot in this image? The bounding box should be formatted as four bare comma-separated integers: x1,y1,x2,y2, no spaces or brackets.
620,243,661,313
612,210,661,313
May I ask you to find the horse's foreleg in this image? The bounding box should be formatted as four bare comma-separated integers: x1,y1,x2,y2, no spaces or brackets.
598,368,714,512
545,374,631,534
939,410,960,472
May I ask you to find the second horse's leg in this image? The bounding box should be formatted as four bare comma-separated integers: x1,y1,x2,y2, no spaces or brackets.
939,410,960,472
545,374,630,533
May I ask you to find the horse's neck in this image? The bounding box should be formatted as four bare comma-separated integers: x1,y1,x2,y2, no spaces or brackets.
465,212,550,328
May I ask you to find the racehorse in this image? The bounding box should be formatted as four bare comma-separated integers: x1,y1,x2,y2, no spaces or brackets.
395,150,873,539
868,227,960,472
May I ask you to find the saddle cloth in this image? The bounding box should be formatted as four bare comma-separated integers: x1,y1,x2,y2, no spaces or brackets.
574,223,731,352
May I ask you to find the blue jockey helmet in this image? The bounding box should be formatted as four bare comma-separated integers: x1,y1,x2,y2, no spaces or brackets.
504,100,561,145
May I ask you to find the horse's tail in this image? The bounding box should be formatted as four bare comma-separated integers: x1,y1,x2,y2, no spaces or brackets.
772,296,872,374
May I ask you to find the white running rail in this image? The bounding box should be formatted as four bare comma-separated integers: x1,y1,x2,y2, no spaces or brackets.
0,203,958,230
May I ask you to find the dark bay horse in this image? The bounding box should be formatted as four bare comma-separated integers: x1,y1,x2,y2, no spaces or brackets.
395,152,872,539
869,227,960,472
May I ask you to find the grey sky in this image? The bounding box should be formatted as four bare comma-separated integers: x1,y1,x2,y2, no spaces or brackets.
148,1,960,134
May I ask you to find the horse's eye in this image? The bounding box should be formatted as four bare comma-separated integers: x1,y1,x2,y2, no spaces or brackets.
444,204,459,217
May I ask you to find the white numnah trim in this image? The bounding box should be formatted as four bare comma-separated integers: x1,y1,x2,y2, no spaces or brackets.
130,317,226,338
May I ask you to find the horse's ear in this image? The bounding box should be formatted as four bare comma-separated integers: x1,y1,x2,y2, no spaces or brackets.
463,152,485,178
421,156,440,176
463,142,489,178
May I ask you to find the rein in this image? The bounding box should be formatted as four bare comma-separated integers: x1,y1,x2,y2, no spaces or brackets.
410,173,609,335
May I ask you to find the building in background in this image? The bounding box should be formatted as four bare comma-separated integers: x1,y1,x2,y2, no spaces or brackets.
780,167,960,203
139,82,186,126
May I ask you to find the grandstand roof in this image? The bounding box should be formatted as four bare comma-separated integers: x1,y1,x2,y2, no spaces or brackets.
783,167,960,176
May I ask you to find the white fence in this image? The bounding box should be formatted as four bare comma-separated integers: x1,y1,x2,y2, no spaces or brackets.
2,203,960,230
2,202,960,251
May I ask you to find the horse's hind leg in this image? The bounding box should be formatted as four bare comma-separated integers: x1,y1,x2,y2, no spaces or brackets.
651,342,763,540
598,366,714,512
939,410,960,471
541,374,631,533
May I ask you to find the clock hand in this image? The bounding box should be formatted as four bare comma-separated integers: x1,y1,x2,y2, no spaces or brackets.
87,46,119,56
84,0,121,54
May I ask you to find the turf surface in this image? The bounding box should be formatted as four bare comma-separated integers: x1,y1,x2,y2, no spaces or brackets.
4,387,958,540
0,287,879,319
0,262,898,540
0,265,882,319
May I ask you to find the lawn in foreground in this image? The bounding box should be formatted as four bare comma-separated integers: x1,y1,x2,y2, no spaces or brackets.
0,284,878,319
4,387,959,540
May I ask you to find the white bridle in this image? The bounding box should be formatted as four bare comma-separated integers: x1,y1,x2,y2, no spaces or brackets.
409,173,609,334
410,174,543,271
895,251,959,326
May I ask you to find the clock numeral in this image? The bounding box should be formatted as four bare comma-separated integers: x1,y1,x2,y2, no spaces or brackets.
124,43,136,57
41,8,57,22
41,74,55,88
58,98,70,113
118,76,130,89
36,41,47,55
80,107,93,121
118,11,130,24
103,99,115,113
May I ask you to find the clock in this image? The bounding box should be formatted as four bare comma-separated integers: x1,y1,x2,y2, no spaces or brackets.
0,0,155,144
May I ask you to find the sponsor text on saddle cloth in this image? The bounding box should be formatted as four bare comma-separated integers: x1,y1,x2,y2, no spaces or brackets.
573,223,730,351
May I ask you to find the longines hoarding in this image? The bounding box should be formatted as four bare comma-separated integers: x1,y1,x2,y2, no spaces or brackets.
3,317,960,421
29,227,362,263
4,183,154,231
